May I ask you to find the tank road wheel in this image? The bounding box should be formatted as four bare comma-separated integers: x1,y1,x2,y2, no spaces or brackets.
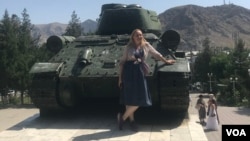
58,80,77,109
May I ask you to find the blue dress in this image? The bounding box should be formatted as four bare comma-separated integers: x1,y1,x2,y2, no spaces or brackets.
120,49,152,106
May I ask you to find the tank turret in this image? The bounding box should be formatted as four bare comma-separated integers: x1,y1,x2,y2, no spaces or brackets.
97,4,162,35
29,3,190,116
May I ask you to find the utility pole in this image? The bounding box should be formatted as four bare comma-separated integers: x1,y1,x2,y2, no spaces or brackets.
230,77,238,95
207,73,213,93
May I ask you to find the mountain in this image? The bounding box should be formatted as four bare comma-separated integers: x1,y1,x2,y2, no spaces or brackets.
33,4,250,50
32,19,97,45
81,19,98,33
158,4,250,50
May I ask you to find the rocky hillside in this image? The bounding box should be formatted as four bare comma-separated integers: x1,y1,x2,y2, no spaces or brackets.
33,4,250,50
159,4,250,50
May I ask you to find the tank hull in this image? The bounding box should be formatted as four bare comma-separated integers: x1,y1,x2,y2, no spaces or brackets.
30,57,190,113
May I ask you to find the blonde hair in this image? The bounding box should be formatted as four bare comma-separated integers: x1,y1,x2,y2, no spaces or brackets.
209,94,215,100
127,29,147,48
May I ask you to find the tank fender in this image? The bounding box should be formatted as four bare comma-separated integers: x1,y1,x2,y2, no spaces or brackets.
29,62,64,74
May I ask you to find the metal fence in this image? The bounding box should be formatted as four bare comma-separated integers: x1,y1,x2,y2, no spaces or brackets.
0,94,33,106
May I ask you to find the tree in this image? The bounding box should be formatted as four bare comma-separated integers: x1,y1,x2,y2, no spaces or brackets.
193,37,213,92
63,11,83,37
212,38,250,106
0,9,50,104
210,53,230,80
232,38,250,106
15,9,37,104
0,10,19,90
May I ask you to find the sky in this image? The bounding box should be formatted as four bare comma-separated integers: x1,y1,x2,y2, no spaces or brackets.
1,0,250,24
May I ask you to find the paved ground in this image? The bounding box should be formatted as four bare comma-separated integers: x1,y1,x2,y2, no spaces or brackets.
0,93,249,141
0,106,39,132
190,93,250,141
0,97,207,141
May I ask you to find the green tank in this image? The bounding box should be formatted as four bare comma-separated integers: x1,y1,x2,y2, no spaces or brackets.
29,3,191,116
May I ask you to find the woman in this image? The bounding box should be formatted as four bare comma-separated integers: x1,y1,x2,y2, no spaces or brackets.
207,94,220,124
206,99,219,130
195,94,206,125
118,29,175,131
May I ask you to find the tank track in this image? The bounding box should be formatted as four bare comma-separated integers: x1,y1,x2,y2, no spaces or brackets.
29,73,61,110
157,72,190,113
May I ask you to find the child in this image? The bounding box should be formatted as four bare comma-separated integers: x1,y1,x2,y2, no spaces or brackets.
195,94,207,125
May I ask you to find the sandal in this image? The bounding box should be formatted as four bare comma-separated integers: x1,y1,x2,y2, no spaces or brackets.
117,113,124,130
130,121,138,132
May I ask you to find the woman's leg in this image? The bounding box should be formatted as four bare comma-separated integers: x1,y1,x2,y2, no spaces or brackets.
126,105,135,121
118,105,139,131
124,105,139,131
122,105,139,121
